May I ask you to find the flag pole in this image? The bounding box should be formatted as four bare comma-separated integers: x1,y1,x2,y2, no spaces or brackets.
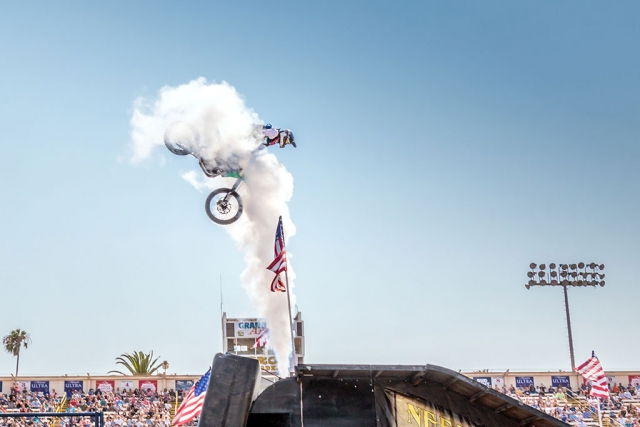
280,216,297,375
284,269,296,373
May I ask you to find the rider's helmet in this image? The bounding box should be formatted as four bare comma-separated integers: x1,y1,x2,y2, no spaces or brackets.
264,124,272,129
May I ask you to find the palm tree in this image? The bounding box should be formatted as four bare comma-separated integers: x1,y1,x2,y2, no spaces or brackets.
161,360,169,376
108,351,163,375
2,329,31,376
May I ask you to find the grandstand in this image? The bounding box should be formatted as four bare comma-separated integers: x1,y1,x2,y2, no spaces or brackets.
1,310,638,427
2,369,639,426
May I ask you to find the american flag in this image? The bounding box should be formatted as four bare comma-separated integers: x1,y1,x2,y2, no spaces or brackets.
266,216,287,292
575,352,609,399
250,327,269,349
173,368,211,426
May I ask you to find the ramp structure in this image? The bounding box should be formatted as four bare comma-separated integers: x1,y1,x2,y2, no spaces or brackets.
247,364,570,427
198,356,568,427
198,353,261,427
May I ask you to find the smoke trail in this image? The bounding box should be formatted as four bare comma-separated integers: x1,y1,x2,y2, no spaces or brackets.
129,78,296,375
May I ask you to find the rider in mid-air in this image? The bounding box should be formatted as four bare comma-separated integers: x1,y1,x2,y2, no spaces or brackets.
163,120,298,225
262,124,296,148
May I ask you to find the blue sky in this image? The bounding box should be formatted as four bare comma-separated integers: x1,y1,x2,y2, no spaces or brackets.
1,1,639,376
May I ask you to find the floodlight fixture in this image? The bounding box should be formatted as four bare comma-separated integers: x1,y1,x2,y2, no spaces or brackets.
524,262,606,370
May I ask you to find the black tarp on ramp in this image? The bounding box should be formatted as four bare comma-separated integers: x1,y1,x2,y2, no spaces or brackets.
198,353,261,427
248,364,569,427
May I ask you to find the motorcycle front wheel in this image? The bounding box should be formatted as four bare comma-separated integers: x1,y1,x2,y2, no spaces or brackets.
205,188,243,225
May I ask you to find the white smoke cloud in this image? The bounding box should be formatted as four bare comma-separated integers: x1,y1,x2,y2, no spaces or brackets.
129,78,297,375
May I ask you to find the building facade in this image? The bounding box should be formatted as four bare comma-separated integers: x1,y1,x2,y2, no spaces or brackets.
221,311,305,375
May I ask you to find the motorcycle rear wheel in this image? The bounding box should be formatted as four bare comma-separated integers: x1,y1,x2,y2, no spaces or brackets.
163,121,198,155
164,139,193,155
205,188,243,225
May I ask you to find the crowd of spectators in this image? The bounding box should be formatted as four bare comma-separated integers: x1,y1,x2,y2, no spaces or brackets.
3,379,640,426
0,383,192,427
490,382,640,426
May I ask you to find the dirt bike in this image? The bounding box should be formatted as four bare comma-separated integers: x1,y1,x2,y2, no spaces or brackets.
164,122,293,225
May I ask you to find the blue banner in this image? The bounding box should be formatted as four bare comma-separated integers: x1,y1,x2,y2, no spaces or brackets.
64,380,84,396
30,381,49,394
175,380,194,391
551,375,571,388
515,376,534,388
0,381,2,392
473,377,492,387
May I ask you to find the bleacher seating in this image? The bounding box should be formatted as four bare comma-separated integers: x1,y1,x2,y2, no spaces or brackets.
504,384,640,426
0,384,190,427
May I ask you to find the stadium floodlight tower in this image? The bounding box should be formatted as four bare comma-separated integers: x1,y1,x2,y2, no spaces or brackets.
526,262,605,370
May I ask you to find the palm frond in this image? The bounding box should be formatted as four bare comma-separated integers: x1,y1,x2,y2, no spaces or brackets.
112,351,164,375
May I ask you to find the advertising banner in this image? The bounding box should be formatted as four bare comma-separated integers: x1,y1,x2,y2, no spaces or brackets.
515,376,534,388
16,381,30,391
607,376,617,386
629,376,640,386
390,391,478,427
121,380,135,390
64,380,84,396
247,355,278,372
551,376,571,388
175,380,194,392
139,380,158,392
30,381,50,394
234,319,267,338
96,380,115,393
472,377,491,387
0,381,2,392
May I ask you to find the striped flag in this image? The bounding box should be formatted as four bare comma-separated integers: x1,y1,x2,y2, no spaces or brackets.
173,368,211,426
266,216,287,292
575,352,609,399
251,327,269,349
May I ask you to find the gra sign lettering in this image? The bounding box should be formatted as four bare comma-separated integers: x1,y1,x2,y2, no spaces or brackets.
236,320,266,337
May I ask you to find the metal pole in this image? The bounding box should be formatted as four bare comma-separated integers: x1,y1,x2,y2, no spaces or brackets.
279,217,297,375
563,285,576,370
284,269,296,372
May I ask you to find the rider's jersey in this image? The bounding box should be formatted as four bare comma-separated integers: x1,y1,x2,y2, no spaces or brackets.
262,127,280,139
